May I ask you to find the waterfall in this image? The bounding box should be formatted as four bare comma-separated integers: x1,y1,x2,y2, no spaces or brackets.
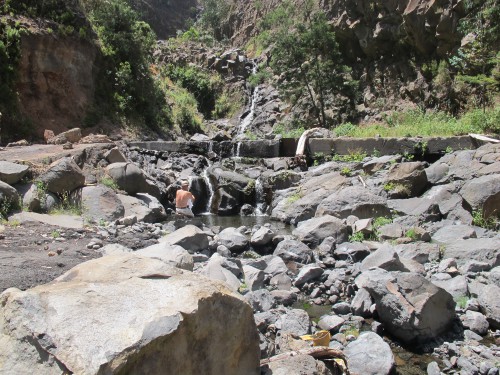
254,177,266,216
202,169,215,214
234,63,260,157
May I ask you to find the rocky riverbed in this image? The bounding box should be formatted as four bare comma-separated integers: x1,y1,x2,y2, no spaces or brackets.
0,132,499,374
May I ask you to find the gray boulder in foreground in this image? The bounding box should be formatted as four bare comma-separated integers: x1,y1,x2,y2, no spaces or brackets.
356,268,456,343
80,185,125,223
0,254,259,375
38,157,85,194
345,332,395,375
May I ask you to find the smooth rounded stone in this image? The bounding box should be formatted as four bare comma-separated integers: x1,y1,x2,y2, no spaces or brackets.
469,282,500,329
460,174,500,218
401,258,426,274
294,264,324,287
273,239,313,264
317,236,337,256
438,258,458,273
385,161,428,198
136,243,194,271
292,215,349,248
160,224,209,253
490,267,500,287
334,242,371,262
427,361,441,375
80,185,125,223
460,260,492,273
21,183,58,213
378,222,404,240
216,227,249,253
105,162,150,195
432,225,477,245
461,311,490,336
318,314,345,333
250,227,274,246
463,330,483,342
332,302,351,315
245,290,276,313
0,255,259,375
443,238,500,268
276,309,310,336
243,265,266,291
270,290,297,307
315,186,391,219
262,354,330,375
344,332,395,375
104,147,127,163
38,157,85,194
432,275,468,299
457,356,479,374
202,254,241,292
360,243,408,272
263,255,289,276
356,268,456,343
395,242,441,264
240,204,254,216
270,273,292,291
0,161,29,184
351,287,373,317
118,193,167,223
217,245,231,257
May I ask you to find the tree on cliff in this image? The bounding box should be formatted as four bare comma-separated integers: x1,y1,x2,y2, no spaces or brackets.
269,12,354,128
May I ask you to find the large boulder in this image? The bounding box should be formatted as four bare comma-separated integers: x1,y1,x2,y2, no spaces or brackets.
21,183,59,213
118,193,167,223
460,174,500,218
344,332,395,375
206,165,255,215
271,172,346,224
0,254,259,375
38,157,85,194
385,162,428,198
361,244,408,272
315,186,391,219
79,185,125,223
442,238,500,268
470,282,500,329
160,225,209,253
292,215,349,247
0,180,20,209
46,127,82,144
356,268,456,343
388,197,441,222
106,162,150,195
273,239,313,264
202,253,242,292
0,161,29,184
216,227,249,253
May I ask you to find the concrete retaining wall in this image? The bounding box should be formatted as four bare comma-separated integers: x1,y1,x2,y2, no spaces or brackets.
308,136,478,156
129,136,483,158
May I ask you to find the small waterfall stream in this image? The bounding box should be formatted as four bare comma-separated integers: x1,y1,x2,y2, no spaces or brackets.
234,63,260,157
202,169,215,214
254,177,266,216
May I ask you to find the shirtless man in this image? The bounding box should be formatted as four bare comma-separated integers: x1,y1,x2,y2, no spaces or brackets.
176,180,195,218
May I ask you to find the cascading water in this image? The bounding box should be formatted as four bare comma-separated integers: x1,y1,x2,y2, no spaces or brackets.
235,63,260,157
202,168,215,214
254,177,266,216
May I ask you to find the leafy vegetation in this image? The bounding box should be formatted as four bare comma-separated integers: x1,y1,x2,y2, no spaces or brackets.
472,210,499,230
334,107,500,138
270,11,354,128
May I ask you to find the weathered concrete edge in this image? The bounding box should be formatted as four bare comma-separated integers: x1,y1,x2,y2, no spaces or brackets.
129,136,485,158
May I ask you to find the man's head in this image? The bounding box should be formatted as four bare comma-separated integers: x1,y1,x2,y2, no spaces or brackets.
181,180,189,190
